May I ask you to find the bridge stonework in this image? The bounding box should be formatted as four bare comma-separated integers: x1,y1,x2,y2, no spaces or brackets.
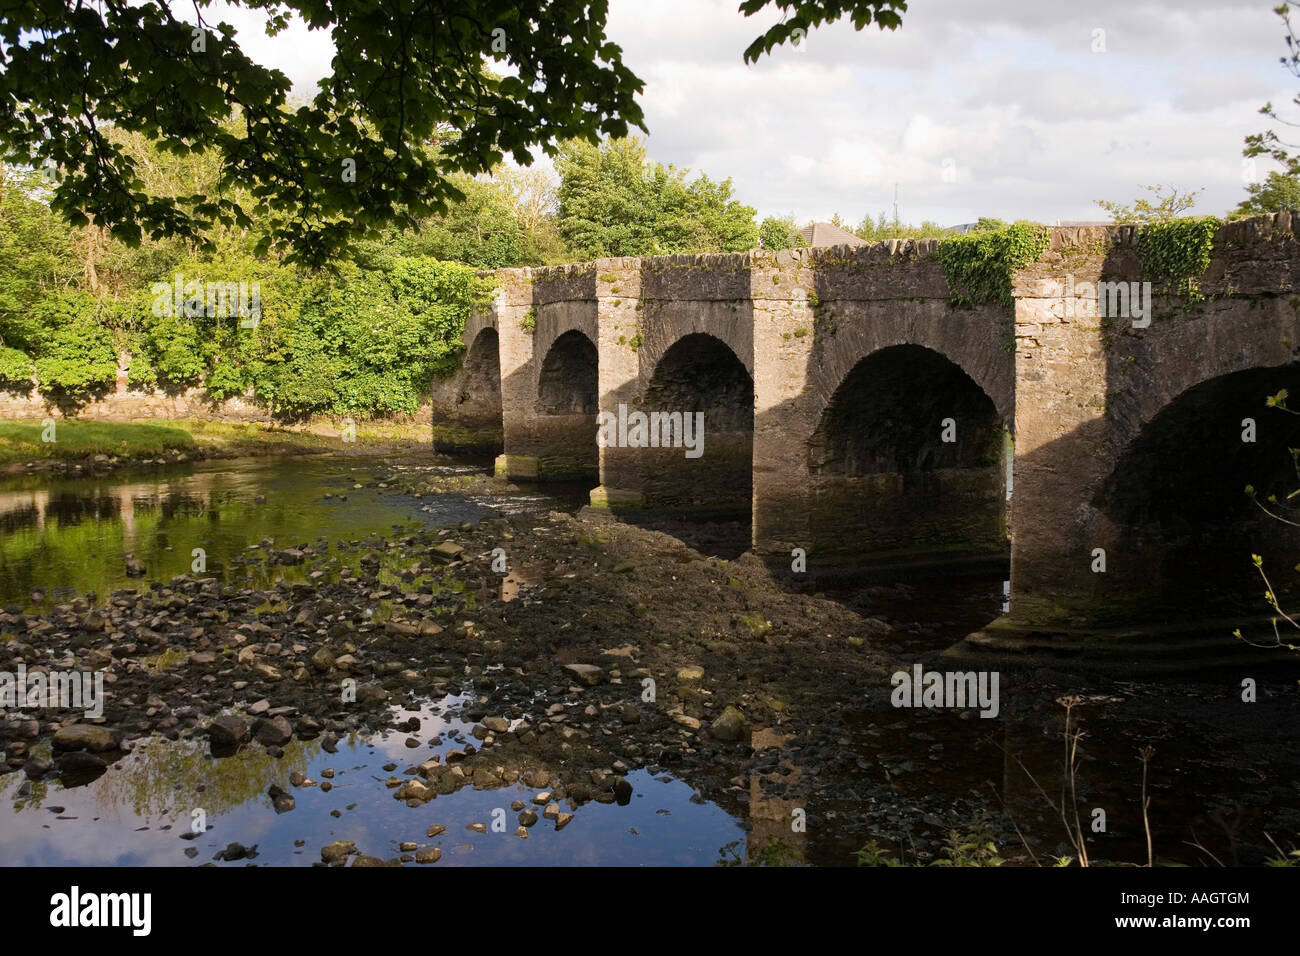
454,216,1300,638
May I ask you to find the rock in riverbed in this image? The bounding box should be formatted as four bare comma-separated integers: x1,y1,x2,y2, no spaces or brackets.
321,841,356,863
52,724,122,753
208,715,250,750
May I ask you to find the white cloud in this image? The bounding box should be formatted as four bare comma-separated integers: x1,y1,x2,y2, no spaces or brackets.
173,0,1300,227
603,0,1296,224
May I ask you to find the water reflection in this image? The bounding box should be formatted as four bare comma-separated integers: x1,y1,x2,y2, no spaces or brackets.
0,455,514,607
0,695,746,867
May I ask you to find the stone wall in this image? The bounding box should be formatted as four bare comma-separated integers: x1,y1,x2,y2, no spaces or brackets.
0,376,266,421
0,366,451,436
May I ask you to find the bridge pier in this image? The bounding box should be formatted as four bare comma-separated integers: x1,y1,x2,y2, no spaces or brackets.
997,224,1300,635
589,258,648,509
749,249,818,555
489,267,600,482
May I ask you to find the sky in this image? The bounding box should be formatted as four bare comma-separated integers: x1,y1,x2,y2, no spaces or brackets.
202,0,1296,228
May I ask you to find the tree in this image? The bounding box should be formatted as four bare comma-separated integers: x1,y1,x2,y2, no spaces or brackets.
394,174,526,269
676,173,760,252
495,164,571,264
739,0,907,63
1233,170,1300,218
759,215,803,250
1095,184,1202,225
0,1,907,267
0,1,645,268
496,164,558,236
853,211,950,241
556,138,657,258
1236,7,1300,219
556,138,758,259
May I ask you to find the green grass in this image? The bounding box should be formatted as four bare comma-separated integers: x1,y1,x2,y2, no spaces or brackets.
178,418,429,446
142,647,189,674
0,420,195,462
0,416,436,464
858,819,1005,867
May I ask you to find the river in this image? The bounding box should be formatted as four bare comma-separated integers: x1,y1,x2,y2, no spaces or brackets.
0,450,1295,867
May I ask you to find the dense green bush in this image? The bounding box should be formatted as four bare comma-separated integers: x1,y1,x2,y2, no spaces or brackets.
759,216,802,250
0,167,81,353
0,345,33,387
0,127,773,417
131,314,207,388
1,154,496,418
120,253,489,417
32,295,119,396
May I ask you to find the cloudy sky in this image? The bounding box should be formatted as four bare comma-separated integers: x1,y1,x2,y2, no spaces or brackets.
210,0,1294,227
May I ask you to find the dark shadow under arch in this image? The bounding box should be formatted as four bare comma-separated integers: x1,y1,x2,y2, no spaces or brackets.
1096,362,1300,622
635,333,754,513
530,329,599,478
460,328,502,418
537,330,597,416
433,327,504,455
807,343,1008,562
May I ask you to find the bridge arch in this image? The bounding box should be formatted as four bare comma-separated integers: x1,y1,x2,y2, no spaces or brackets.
635,311,754,384
804,342,1010,562
461,326,502,412
804,319,1014,431
629,332,754,513
1092,360,1300,623
432,321,503,453
537,329,598,415
525,327,599,478
1105,321,1300,455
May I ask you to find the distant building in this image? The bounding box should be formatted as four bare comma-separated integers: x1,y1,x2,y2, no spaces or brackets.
800,222,868,247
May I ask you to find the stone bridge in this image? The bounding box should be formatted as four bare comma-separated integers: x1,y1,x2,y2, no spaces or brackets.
444,216,1300,647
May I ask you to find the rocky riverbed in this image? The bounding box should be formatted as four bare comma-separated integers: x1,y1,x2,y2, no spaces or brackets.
2,456,1298,866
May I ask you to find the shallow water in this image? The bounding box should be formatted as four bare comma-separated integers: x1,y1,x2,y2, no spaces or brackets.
0,693,745,867
0,454,532,609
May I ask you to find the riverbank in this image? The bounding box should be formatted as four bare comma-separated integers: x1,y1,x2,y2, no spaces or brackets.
0,418,433,474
